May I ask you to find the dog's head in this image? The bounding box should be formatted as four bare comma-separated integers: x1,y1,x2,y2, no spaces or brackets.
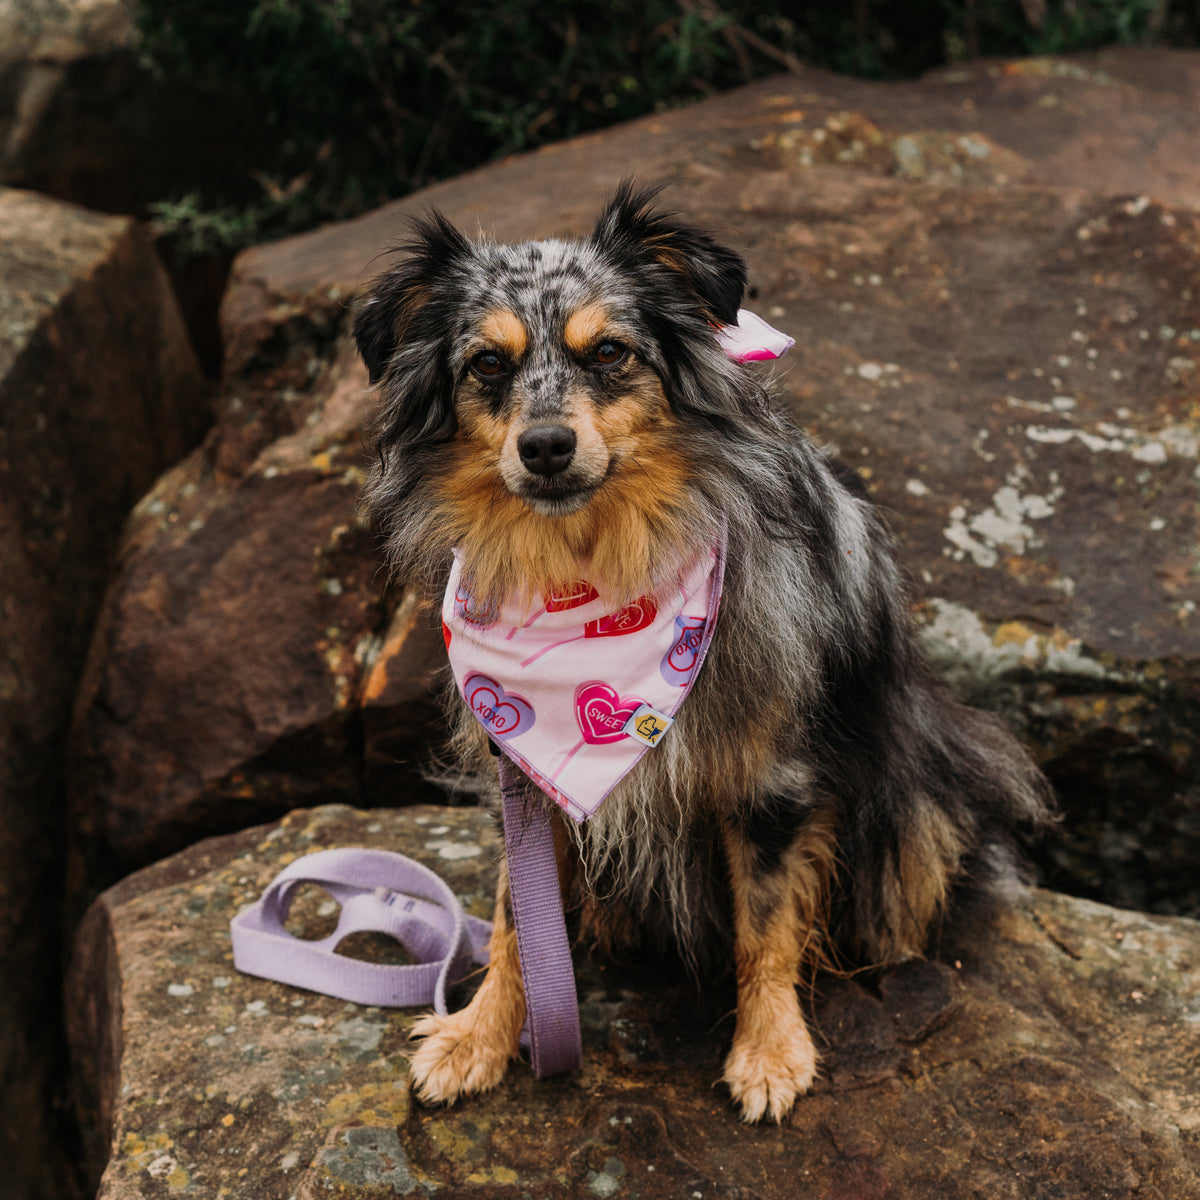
355,182,752,597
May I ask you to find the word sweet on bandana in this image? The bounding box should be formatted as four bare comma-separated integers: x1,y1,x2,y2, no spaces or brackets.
444,546,724,823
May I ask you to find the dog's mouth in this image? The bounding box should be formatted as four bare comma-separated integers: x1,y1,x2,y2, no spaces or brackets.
517,474,601,516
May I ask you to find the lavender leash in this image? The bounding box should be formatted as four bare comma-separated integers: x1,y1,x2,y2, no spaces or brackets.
230,790,582,1078
498,754,583,1077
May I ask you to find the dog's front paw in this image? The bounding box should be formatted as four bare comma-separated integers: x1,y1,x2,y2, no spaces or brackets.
723,1020,818,1123
408,1008,517,1104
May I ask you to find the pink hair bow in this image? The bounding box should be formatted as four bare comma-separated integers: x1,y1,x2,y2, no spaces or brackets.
716,309,795,362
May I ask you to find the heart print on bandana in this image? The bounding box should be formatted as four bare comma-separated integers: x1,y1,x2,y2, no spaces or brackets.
520,595,659,668
660,615,706,685
463,673,535,740
454,583,498,628
574,681,646,745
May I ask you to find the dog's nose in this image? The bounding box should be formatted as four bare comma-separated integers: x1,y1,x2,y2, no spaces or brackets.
517,425,576,477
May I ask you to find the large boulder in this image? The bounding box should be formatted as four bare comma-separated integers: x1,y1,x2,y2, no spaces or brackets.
67,802,1200,1198
0,1,134,204
69,46,1200,918
0,186,205,1199
68,334,451,893
0,0,283,376
0,0,272,216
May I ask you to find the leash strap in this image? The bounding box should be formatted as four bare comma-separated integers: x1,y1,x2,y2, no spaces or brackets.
499,754,583,1077
230,847,492,1011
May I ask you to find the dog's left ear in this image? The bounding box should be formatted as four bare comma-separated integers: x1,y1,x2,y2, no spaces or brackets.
590,180,746,325
355,276,422,386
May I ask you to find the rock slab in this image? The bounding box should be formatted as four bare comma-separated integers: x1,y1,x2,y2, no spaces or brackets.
0,0,275,216
68,803,1200,1200
67,334,451,898
0,185,205,1200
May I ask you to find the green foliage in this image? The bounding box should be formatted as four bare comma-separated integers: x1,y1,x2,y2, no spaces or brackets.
133,0,1198,256
147,195,263,258
940,0,1181,59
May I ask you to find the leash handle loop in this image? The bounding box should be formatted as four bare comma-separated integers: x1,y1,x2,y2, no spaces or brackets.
230,847,491,1012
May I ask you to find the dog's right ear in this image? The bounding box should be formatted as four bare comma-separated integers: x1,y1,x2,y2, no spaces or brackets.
354,211,474,450
354,211,473,383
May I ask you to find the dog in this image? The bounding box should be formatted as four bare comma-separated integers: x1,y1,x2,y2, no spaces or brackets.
353,182,1054,1122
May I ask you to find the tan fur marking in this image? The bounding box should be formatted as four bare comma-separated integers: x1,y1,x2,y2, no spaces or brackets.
589,380,665,439
457,401,510,453
384,281,432,349
479,308,528,360
876,801,966,963
721,809,838,1122
578,894,644,959
407,861,526,1103
652,245,688,276
717,715,790,807
563,302,611,355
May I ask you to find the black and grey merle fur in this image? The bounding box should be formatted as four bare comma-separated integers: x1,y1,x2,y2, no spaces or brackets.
355,182,1053,1119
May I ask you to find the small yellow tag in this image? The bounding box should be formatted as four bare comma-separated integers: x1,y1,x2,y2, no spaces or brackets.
624,704,673,748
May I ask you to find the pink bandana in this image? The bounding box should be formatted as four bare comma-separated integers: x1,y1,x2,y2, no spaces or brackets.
444,543,724,822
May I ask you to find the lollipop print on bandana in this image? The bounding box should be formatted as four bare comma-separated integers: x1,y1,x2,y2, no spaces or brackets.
463,673,535,741
504,579,601,642
520,596,658,667
544,580,600,612
545,681,647,783
584,595,657,638
574,681,646,745
660,615,707,686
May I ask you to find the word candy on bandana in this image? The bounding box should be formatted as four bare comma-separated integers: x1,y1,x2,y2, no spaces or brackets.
444,546,724,823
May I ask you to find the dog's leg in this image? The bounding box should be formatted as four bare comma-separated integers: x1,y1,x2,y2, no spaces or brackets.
721,808,836,1123
407,858,526,1103
408,806,576,1103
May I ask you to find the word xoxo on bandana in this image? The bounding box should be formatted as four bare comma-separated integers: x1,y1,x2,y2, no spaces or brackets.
444,544,724,822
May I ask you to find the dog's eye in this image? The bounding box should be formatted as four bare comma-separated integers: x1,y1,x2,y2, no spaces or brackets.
470,350,509,379
590,341,627,368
